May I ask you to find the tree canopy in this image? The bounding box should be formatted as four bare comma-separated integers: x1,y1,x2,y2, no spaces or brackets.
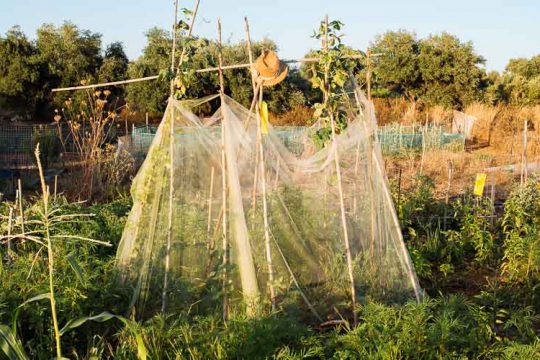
371,30,486,107
1,21,540,122
0,26,41,116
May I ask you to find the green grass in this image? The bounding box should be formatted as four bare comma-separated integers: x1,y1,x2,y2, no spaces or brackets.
0,177,539,358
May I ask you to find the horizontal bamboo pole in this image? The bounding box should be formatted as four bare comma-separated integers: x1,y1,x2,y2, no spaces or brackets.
51,55,365,93
51,76,160,92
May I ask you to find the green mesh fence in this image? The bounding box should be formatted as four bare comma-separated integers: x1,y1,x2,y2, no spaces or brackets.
0,124,58,169
377,124,465,154
129,123,464,160
130,125,309,157
131,126,159,158
0,123,78,170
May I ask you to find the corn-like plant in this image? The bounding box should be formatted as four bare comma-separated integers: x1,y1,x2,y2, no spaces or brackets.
0,144,111,358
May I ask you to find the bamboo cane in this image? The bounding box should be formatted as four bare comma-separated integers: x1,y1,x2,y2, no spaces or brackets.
366,49,372,101
273,158,280,189
207,166,215,247
258,89,277,312
244,17,277,311
363,63,378,264
50,55,363,93
371,150,423,302
161,0,202,314
352,85,422,301
161,0,180,314
217,18,230,321
323,15,357,326
352,139,361,218
351,79,362,220
245,17,261,228
219,18,260,317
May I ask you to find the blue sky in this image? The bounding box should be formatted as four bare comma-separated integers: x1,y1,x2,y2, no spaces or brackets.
1,0,539,71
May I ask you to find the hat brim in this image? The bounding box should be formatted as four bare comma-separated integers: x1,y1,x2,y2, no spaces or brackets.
260,63,288,87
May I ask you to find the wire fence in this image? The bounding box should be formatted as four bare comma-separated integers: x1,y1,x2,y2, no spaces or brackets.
0,121,130,170
0,121,465,171
129,125,310,157
127,123,466,161
377,124,465,154
0,123,63,169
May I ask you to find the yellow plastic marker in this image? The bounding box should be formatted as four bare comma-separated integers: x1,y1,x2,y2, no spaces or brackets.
473,173,487,196
260,101,269,135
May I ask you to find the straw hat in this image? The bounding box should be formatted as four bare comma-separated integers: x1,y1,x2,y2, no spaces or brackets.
253,50,288,87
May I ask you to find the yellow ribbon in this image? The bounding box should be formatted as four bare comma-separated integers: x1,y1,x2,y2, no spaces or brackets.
260,101,269,135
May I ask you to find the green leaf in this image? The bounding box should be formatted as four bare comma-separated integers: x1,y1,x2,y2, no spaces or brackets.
67,252,85,285
180,8,193,16
60,312,116,336
13,293,51,334
0,324,29,360
17,293,50,309
59,313,147,360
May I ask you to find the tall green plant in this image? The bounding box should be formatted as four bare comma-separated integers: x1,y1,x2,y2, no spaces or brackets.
501,178,540,284
305,19,362,144
0,144,112,358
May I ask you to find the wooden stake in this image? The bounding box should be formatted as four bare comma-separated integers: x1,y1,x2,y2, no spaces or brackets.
444,160,453,229
54,175,58,202
419,127,426,175
397,167,402,217
17,179,25,237
490,177,496,222
7,207,13,253
521,119,528,185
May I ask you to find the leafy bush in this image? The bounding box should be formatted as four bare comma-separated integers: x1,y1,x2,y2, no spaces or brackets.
1,174,540,358
501,178,540,285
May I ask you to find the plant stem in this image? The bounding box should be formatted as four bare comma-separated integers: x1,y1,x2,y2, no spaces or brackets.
322,15,357,326
46,222,62,359
35,144,62,359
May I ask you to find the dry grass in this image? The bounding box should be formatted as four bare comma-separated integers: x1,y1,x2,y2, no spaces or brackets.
428,105,452,126
385,150,517,200
269,105,314,126
373,98,416,125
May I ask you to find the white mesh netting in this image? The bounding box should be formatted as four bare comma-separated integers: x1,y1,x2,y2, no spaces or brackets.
116,90,422,321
